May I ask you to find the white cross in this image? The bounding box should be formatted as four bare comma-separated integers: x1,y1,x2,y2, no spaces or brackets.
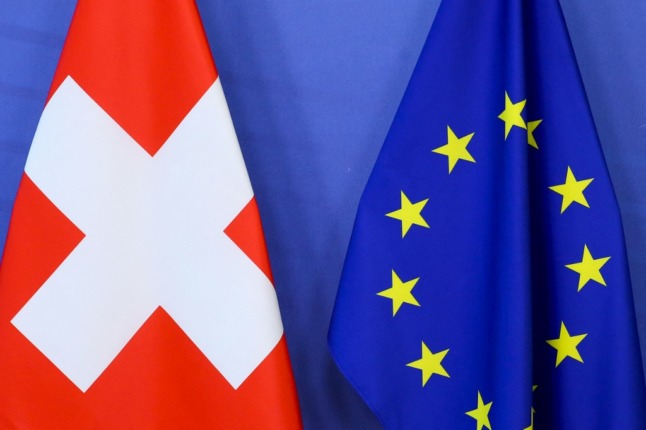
12,77,283,392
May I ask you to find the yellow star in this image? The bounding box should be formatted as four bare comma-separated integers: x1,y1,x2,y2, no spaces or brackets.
548,166,594,213
377,270,420,316
385,191,430,238
523,386,538,430
498,92,526,139
565,245,611,291
406,342,449,386
432,126,476,173
546,321,587,367
465,391,493,430
523,407,535,430
527,119,542,149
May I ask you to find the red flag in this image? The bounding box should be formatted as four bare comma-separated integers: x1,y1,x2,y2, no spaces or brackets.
0,1,302,428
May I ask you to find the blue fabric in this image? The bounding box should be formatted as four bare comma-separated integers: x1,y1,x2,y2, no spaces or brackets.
329,0,646,428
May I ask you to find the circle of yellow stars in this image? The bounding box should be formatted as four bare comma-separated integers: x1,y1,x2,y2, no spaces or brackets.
377,91,615,428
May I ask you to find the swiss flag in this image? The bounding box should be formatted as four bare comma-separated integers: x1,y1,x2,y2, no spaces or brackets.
0,1,302,428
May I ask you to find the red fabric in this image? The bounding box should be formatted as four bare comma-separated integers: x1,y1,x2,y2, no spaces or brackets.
225,197,275,283
0,0,302,427
48,0,216,156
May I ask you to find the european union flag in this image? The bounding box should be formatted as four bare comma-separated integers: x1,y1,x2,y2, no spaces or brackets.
328,0,646,428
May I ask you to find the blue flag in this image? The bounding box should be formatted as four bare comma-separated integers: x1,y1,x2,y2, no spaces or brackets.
328,0,646,428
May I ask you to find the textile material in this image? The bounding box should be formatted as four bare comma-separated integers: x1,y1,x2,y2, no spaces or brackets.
329,0,646,428
0,1,301,428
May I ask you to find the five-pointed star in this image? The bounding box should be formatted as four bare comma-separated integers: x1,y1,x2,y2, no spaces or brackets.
377,270,420,316
527,119,542,149
386,191,430,237
465,391,493,430
546,321,587,367
565,244,611,291
406,341,450,386
548,166,594,213
432,126,476,173
498,92,527,139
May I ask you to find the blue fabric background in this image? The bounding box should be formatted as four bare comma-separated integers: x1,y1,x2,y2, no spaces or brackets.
0,1,644,428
